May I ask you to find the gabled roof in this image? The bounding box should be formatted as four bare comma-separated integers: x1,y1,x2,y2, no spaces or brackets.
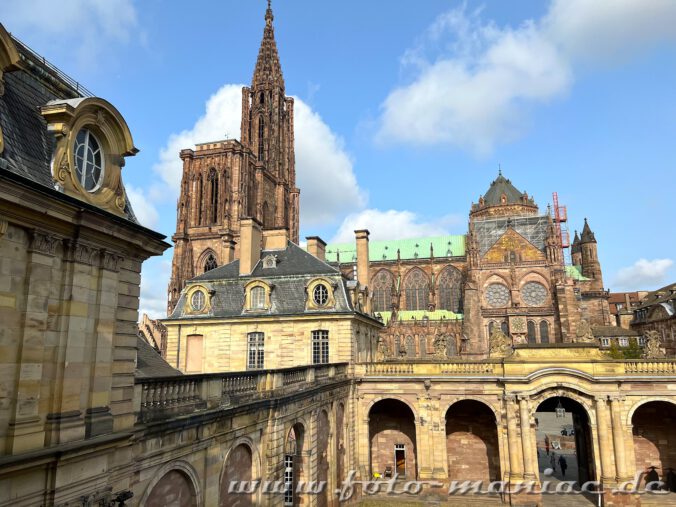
324,235,466,264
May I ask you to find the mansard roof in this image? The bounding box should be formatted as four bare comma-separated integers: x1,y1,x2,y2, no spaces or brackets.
167,242,367,320
0,28,139,223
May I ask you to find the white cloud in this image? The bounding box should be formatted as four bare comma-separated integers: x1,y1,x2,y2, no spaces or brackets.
152,83,365,226
614,258,673,290
126,185,159,228
330,208,462,243
139,257,171,319
377,0,676,154
3,0,139,66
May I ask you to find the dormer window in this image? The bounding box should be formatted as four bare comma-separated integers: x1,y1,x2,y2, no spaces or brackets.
251,286,265,310
313,284,329,306
74,129,104,192
191,290,205,311
244,280,272,311
262,254,277,269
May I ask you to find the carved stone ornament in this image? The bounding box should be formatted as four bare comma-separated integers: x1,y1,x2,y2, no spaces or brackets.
29,230,61,256
574,319,596,343
433,334,448,359
72,242,99,265
376,336,392,361
101,251,123,272
489,328,513,358
642,330,666,359
39,97,138,219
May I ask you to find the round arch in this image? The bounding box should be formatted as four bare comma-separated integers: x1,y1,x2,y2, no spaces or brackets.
527,385,595,418
365,396,418,421
444,397,500,422
140,459,202,507
627,397,676,426
518,271,550,290
220,436,263,484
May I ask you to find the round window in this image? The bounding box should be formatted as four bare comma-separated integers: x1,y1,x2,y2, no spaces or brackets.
191,290,206,311
74,129,105,192
521,282,548,307
485,283,510,308
313,284,329,306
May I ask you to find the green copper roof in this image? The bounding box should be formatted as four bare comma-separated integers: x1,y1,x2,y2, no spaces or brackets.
324,235,466,263
566,265,590,281
378,310,463,325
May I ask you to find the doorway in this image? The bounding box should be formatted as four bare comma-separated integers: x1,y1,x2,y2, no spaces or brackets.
395,444,406,476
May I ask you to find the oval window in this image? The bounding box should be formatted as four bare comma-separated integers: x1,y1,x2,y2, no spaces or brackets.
313,284,329,306
74,129,105,192
191,290,206,311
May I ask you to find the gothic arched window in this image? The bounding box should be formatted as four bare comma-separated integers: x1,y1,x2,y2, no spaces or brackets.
500,321,509,335
540,321,550,343
258,116,265,161
196,176,204,226
209,168,219,224
262,201,272,227
404,268,429,311
204,254,217,273
406,335,415,357
371,270,394,312
437,266,462,313
527,320,537,344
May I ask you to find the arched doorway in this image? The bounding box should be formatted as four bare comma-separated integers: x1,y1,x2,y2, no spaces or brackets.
632,401,676,493
317,410,330,507
284,423,305,506
446,400,500,482
220,443,253,507
535,397,595,493
369,399,417,479
145,469,198,507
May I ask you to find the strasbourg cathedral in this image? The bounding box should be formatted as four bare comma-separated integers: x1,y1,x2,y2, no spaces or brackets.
165,3,611,359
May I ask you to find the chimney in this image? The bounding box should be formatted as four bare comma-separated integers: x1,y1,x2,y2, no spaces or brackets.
222,233,236,264
306,236,326,261
624,293,632,311
239,218,262,276
262,227,289,250
355,229,370,288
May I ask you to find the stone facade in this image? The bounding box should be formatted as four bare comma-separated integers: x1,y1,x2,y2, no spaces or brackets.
167,4,300,314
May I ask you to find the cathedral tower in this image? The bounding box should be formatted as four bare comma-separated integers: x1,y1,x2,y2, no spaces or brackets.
167,2,300,314
579,218,604,291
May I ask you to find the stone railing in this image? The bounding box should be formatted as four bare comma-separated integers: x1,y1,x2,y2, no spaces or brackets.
624,360,676,375
362,362,497,377
135,363,349,423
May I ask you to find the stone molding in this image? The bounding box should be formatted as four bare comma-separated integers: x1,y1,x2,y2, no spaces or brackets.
28,230,62,256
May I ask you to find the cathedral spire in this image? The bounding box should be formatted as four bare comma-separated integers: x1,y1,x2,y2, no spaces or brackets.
252,0,284,90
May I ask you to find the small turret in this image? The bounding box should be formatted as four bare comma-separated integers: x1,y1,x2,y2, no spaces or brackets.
579,219,603,290
571,230,582,266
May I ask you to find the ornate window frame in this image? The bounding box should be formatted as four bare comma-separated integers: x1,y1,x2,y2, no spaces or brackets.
306,278,336,311
40,97,138,217
184,284,212,315
244,279,273,312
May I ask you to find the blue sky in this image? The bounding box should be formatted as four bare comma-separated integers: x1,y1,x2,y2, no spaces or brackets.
4,0,676,317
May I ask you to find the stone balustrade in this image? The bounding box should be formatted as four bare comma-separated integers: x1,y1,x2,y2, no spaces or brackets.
135,363,349,423
624,360,676,375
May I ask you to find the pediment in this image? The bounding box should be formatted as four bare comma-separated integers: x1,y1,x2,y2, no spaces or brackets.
483,228,544,263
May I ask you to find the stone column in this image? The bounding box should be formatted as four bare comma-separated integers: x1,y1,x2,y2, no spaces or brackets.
610,396,629,481
595,397,616,483
430,399,448,480
518,396,537,479
505,395,524,480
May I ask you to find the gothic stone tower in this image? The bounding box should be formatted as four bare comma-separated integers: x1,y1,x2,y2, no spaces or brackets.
168,3,299,313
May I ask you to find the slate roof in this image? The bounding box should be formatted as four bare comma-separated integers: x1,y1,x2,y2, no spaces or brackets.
635,282,676,311
0,33,138,223
167,242,364,320
136,336,181,378
482,172,529,206
592,325,639,337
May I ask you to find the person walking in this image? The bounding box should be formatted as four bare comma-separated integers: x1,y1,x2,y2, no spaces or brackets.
550,451,557,473
545,435,550,456
558,455,568,478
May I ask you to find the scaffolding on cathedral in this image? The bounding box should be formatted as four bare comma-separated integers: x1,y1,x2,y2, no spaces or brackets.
473,214,551,255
